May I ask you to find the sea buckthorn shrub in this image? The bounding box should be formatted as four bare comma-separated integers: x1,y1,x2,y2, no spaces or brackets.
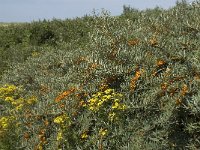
0,17,92,79
0,23,30,48
0,1,200,149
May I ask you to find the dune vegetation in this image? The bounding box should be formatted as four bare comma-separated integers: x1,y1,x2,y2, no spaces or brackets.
0,1,200,149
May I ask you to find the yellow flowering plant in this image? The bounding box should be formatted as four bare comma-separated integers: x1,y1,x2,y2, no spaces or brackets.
83,88,127,122
0,84,38,112
0,84,39,148
99,128,108,137
67,88,129,147
54,114,70,126
86,89,123,110
0,116,15,130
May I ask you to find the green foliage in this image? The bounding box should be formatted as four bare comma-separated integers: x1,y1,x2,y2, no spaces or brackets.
0,17,92,79
0,1,200,149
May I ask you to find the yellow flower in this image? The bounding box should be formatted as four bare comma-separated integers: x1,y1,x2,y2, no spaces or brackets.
37,144,43,150
12,97,24,105
89,106,95,111
89,105,99,112
97,92,103,97
15,104,23,111
0,84,17,99
0,116,15,129
27,96,38,105
119,104,127,110
112,102,119,109
108,112,116,121
88,98,97,104
93,92,103,97
112,99,127,110
5,96,14,103
54,114,68,124
99,128,108,136
97,100,104,106
81,132,88,139
86,89,125,113
0,117,9,129
104,89,114,94
115,93,123,97
57,130,63,141
102,95,111,100
54,117,64,124
114,99,120,103
4,84,17,93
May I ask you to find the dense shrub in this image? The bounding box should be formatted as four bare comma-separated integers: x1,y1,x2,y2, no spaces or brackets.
0,1,200,149
0,16,92,78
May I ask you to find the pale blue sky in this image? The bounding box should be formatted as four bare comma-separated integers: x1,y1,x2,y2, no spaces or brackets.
0,0,195,22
